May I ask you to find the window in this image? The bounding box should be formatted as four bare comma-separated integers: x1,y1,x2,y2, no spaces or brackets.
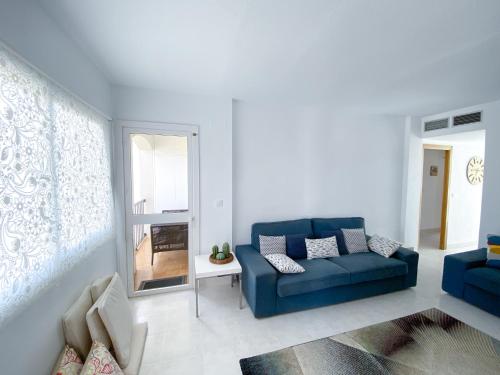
0,44,113,325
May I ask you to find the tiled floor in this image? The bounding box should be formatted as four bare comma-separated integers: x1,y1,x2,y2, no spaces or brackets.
133,247,500,375
419,228,441,250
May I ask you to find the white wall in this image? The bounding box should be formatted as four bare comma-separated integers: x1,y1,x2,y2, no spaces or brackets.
403,101,495,250
233,101,406,245
446,139,485,247
479,99,500,247
400,116,423,248
0,0,111,117
420,150,445,230
0,2,115,374
113,86,233,253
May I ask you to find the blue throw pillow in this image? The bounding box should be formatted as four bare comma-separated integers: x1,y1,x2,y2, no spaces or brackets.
318,230,348,255
286,234,308,259
486,259,500,269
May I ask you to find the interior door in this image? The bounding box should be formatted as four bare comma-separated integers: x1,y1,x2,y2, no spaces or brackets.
122,125,199,296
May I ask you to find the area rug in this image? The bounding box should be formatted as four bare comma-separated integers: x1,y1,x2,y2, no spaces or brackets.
240,308,500,375
138,275,188,290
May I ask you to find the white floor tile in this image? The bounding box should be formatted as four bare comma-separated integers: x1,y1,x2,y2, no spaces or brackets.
135,248,500,375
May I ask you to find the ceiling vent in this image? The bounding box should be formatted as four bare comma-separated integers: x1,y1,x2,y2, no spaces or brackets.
424,118,449,132
453,111,482,126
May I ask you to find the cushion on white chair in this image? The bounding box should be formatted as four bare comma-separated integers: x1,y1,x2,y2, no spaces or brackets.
91,275,113,303
97,273,134,369
122,322,148,375
62,286,93,358
50,345,83,375
86,302,113,349
81,341,124,375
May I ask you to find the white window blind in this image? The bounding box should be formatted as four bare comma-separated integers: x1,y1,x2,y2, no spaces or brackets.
0,44,113,326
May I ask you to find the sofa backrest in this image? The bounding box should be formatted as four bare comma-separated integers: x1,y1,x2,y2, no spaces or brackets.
251,219,313,250
250,217,365,250
311,217,365,236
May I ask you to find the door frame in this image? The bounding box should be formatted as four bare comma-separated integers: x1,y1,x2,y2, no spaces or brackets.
420,144,452,250
114,120,200,297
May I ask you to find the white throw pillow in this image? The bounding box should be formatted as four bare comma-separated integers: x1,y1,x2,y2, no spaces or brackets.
264,254,305,273
62,286,93,358
259,235,286,256
90,275,112,303
368,234,401,258
97,273,134,369
305,236,339,259
341,228,369,254
86,302,112,349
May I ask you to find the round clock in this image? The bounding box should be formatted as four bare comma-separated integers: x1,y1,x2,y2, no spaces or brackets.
467,156,484,185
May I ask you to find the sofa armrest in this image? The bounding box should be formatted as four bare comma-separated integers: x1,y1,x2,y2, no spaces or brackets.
442,248,487,298
236,245,278,317
392,246,419,287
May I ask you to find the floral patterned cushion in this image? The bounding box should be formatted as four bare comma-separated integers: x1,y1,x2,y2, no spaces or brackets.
81,341,123,375
54,345,83,375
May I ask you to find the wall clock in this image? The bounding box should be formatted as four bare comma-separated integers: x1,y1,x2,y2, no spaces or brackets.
467,156,484,185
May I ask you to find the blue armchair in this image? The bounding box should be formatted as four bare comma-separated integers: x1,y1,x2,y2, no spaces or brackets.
442,249,500,317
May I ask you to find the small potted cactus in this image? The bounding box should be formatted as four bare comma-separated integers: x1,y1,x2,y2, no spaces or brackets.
209,242,233,264
211,245,219,259
222,242,230,258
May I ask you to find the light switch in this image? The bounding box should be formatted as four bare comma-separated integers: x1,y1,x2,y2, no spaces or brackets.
215,199,224,208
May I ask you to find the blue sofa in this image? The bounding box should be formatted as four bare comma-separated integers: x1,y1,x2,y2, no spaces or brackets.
235,217,419,318
442,249,500,317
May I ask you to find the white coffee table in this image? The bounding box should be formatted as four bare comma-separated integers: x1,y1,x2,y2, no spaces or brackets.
194,254,243,317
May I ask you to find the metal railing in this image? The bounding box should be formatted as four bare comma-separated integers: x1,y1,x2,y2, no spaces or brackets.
133,199,146,250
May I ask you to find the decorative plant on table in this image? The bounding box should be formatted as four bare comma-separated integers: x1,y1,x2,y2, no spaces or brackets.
211,245,219,259
222,242,231,258
209,242,233,263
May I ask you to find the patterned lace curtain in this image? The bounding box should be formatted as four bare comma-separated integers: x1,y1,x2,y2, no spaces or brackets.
0,44,113,326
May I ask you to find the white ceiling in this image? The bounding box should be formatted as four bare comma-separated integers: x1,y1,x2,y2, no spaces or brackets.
39,0,500,115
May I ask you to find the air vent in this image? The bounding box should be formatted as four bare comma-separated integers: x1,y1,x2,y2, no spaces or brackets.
453,111,481,126
424,118,449,132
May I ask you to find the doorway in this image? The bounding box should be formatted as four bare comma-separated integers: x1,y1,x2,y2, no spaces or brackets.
122,122,199,296
419,145,452,250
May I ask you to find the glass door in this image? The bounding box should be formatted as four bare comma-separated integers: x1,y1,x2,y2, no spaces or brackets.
123,126,199,296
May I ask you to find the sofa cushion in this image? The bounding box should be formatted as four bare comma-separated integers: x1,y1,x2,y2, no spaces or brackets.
464,267,500,297
486,259,500,269
311,217,365,236
91,275,113,303
318,229,348,255
51,345,83,375
252,219,313,250
342,228,369,254
62,286,93,358
329,253,407,284
97,273,134,368
122,322,148,375
305,236,339,259
86,302,113,349
265,254,305,273
81,341,123,375
277,259,350,297
259,235,286,256
368,234,401,258
286,233,308,259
